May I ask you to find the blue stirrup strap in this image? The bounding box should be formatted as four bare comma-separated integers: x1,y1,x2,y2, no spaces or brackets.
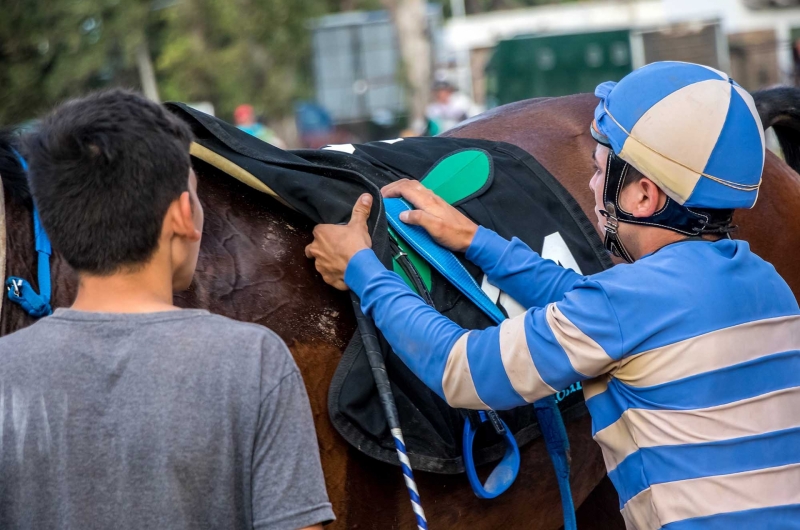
462,410,520,499
5,151,52,318
384,197,576,529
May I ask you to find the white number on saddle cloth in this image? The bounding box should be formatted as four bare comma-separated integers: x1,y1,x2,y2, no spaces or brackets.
323,139,403,155
481,232,582,318
323,144,356,154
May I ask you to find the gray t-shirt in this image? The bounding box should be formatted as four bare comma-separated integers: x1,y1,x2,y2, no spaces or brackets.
0,308,334,530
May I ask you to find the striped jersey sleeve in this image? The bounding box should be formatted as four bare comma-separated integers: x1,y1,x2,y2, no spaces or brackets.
344,248,622,410
466,226,585,308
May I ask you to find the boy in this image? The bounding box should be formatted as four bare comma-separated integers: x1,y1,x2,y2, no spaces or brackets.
0,89,333,530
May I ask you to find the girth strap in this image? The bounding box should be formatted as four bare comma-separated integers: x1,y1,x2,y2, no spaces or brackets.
535,396,577,530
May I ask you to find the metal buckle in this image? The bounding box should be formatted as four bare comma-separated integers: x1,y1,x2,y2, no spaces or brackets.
8,279,22,298
600,202,619,233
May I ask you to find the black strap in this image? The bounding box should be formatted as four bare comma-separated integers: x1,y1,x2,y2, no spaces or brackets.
602,151,713,236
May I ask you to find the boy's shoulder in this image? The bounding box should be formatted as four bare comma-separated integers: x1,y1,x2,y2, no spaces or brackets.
179,312,296,377
0,309,291,370
185,310,284,341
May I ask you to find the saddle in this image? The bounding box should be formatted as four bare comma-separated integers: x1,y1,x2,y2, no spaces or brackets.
165,103,611,481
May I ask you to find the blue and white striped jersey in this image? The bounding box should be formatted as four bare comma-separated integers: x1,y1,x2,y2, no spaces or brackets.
344,226,800,529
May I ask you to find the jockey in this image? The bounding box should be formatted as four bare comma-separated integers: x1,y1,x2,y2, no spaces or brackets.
306,62,800,528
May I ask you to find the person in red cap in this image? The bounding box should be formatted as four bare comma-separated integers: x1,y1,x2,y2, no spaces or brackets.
234,104,286,149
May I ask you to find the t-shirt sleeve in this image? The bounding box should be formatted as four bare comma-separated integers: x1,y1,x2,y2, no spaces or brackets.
251,339,334,530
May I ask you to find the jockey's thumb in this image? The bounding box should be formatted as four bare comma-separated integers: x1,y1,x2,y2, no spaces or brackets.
349,193,372,227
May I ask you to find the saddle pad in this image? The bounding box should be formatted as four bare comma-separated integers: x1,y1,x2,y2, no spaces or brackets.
166,102,612,473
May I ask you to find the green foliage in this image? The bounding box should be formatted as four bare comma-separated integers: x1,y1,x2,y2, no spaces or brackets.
0,0,380,126
0,0,151,125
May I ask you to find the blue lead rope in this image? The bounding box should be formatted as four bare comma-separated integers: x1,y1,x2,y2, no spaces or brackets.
385,197,576,529
6,151,53,318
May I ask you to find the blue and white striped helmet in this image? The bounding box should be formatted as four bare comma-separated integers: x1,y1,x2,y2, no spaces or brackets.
592,61,765,209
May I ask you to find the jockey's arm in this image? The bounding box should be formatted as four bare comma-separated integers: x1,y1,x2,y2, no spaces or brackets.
380,179,584,308
345,249,623,410
467,225,586,308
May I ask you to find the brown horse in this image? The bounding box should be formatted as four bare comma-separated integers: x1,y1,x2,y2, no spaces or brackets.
2,89,799,529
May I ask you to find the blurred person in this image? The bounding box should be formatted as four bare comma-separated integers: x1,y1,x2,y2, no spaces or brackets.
793,38,800,87
234,103,287,149
425,80,478,134
0,90,333,530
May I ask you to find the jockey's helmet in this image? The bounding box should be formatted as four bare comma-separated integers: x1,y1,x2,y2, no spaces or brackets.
591,61,765,210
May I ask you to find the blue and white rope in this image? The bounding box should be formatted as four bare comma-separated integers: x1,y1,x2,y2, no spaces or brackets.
391,427,428,530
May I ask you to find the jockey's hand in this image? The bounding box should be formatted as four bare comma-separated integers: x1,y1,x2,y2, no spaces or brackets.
382,179,478,252
305,194,373,291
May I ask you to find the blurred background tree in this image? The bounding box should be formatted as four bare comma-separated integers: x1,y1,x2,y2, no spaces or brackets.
1,0,152,124
0,0,382,125
0,0,580,126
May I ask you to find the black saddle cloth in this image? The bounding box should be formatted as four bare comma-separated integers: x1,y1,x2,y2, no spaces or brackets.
167,102,612,474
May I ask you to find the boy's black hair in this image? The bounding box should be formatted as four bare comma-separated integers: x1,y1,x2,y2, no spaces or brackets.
23,89,193,275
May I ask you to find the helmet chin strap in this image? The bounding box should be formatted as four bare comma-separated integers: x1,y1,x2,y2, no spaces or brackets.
599,153,636,263
597,150,725,263
600,205,635,263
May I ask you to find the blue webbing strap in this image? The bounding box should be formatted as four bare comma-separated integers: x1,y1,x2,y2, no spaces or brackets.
385,197,576,528
384,199,505,323
5,151,52,318
535,396,577,530
462,410,520,499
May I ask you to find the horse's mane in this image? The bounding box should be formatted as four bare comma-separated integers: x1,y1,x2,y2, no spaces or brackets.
0,128,32,206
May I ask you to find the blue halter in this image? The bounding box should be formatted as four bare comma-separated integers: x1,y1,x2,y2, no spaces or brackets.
5,152,52,318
